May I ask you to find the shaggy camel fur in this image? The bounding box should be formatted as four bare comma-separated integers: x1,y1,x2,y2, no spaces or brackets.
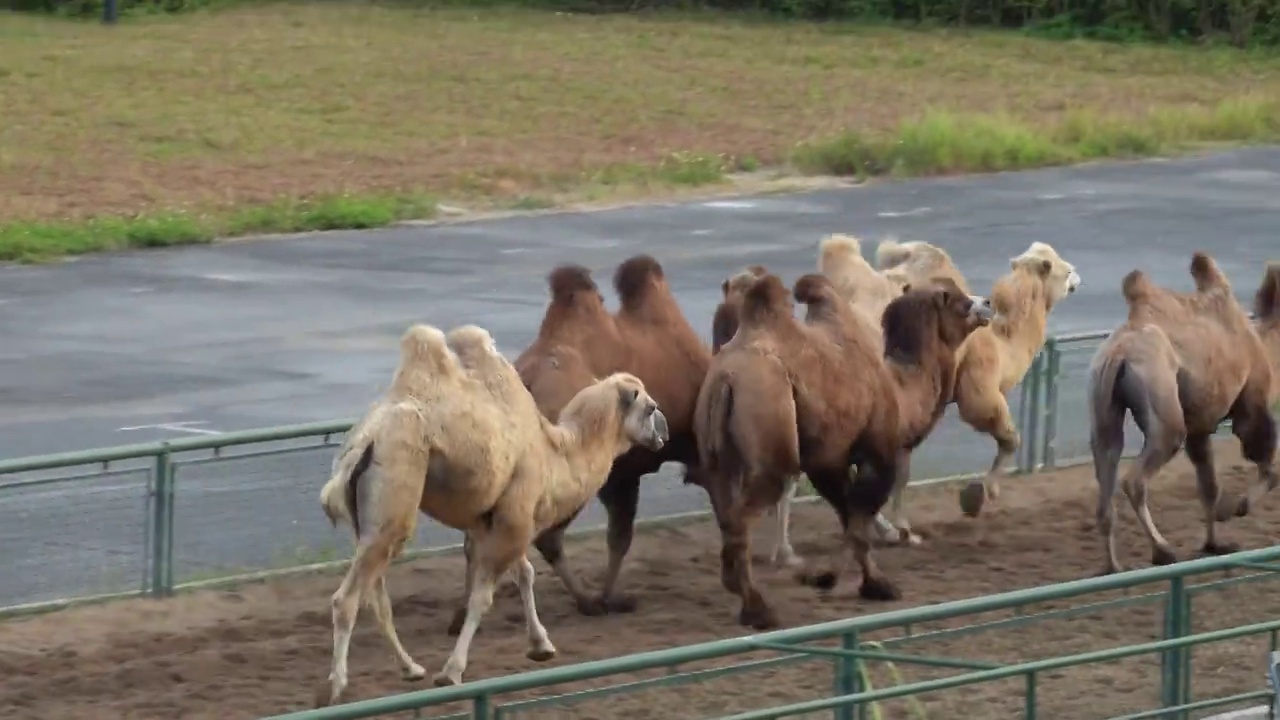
443,255,709,632
710,263,802,568
1088,253,1276,574
1258,262,1280,407
942,242,1082,519
694,271,992,629
316,323,668,704
818,233,911,331
876,237,973,295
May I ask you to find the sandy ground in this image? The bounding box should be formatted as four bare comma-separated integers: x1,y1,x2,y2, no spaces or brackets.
2,439,1279,720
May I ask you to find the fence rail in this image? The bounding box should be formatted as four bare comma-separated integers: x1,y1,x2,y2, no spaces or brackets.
2,325,1277,720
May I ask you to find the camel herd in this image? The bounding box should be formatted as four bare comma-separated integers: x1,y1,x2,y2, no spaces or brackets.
313,235,1280,707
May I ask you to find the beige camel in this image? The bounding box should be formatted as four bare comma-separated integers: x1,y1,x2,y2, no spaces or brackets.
818,233,911,332
1089,253,1275,573
315,323,668,705
876,237,973,295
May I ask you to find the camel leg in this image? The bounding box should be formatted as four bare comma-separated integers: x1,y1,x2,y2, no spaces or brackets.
447,533,478,636
434,530,523,687
512,555,557,662
800,464,901,601
955,379,1019,515
370,575,427,681
1120,435,1182,568
529,509,593,615
768,475,803,568
714,471,780,630
881,451,921,546
594,467,644,614
1218,400,1279,521
1090,404,1127,575
1184,434,1239,556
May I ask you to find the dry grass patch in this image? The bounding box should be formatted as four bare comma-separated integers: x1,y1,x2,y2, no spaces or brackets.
3,3,1280,258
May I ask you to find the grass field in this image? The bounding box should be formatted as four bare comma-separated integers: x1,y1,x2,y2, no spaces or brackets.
3,2,1280,259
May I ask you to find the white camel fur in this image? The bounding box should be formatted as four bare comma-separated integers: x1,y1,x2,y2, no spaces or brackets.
315,322,669,706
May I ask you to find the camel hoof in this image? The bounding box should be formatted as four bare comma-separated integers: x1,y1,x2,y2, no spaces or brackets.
432,670,462,687
773,549,805,568
1151,547,1179,566
402,663,426,681
739,604,780,630
313,682,340,709
575,596,609,617
1202,540,1241,556
858,576,901,602
798,570,838,591
526,646,557,662
958,482,986,517
600,593,638,614
1214,494,1248,522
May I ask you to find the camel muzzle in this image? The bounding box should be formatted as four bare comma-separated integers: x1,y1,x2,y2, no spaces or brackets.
647,409,670,450
968,295,995,324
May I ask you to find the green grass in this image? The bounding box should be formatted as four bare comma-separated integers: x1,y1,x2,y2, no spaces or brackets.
5,3,1280,261
0,193,438,263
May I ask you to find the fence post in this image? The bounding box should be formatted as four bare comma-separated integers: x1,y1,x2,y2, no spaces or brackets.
834,631,859,720
1041,338,1061,470
1160,577,1190,719
149,445,173,597
1020,353,1043,473
103,0,118,23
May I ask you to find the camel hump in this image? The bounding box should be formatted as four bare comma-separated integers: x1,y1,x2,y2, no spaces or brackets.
613,254,665,307
548,264,598,302
1121,269,1157,305
874,236,911,269
1189,251,1229,291
819,233,862,265
741,273,792,325
445,324,500,367
400,323,460,377
793,273,836,305
1257,261,1280,319
721,265,768,299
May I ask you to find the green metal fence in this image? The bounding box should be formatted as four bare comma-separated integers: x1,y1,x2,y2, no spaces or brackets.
255,547,1280,720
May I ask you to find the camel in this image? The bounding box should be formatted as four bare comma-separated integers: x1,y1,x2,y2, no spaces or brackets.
443,255,710,633
316,323,669,704
1088,252,1276,575
694,270,992,629
818,233,911,332
710,263,803,568
1258,262,1280,407
876,237,973,295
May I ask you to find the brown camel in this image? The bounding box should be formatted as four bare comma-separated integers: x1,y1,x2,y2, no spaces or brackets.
1088,252,1276,575
445,255,710,633
317,323,668,704
694,271,992,629
1257,262,1280,407
710,263,803,568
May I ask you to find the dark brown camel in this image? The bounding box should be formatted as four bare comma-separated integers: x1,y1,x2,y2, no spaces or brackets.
447,255,711,633
693,271,992,629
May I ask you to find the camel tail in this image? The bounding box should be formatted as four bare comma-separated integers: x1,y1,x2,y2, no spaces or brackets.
1256,262,1280,320
320,441,375,538
700,377,741,477
874,237,911,270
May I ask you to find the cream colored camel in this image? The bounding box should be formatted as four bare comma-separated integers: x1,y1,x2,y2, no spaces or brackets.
818,233,911,332
315,323,668,705
876,237,973,295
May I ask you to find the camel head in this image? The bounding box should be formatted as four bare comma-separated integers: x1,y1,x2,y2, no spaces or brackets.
609,372,668,453
896,277,994,347
1010,241,1082,309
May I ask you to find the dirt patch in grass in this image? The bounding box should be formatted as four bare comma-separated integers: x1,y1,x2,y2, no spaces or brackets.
3,4,1280,244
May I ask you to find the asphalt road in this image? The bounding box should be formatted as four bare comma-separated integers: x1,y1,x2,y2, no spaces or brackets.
2,146,1279,608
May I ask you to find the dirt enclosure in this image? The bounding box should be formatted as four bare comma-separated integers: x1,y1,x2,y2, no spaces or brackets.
3,440,1280,720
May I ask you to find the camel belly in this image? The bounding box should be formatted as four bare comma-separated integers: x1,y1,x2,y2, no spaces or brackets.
418,452,511,531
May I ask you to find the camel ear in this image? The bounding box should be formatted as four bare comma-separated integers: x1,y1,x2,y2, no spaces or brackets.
901,283,912,294
721,279,731,297
618,385,639,408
